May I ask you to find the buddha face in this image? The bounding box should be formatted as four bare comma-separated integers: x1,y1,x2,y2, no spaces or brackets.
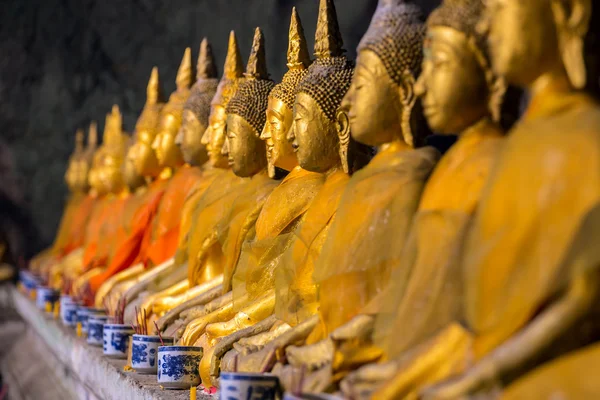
260,98,297,175
98,155,124,194
225,114,267,177
484,0,560,87
88,167,106,196
202,105,229,168
153,115,184,168
290,92,340,173
415,27,489,134
177,110,209,166
75,159,91,192
64,159,78,191
123,146,144,190
131,138,161,178
343,51,402,147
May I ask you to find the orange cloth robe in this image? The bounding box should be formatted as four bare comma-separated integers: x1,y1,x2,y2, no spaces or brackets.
88,179,168,293
136,165,203,268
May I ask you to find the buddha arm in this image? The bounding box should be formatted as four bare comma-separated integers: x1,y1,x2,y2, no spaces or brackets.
421,271,598,399
204,290,276,340
123,257,184,304
201,315,280,388
156,281,224,332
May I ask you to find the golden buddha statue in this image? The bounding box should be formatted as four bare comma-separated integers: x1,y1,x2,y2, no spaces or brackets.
152,33,247,332
64,105,129,298
31,128,89,276
170,27,278,346
353,0,600,398
91,67,168,305
115,49,205,317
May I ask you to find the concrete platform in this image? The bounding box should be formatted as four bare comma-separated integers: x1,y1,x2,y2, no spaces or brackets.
0,285,213,400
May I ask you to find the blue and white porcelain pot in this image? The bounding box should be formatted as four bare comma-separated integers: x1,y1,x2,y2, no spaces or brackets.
131,335,175,374
103,323,134,358
220,372,281,400
157,346,203,389
87,315,110,346
60,297,80,327
35,286,59,312
77,307,105,334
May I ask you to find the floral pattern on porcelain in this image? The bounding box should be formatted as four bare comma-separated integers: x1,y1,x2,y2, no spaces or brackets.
157,354,201,380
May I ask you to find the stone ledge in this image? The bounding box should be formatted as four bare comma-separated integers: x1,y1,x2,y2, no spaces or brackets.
6,285,212,400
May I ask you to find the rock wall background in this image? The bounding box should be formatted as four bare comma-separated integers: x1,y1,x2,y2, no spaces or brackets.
0,0,440,255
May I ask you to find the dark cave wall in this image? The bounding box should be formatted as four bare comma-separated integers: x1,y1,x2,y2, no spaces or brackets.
0,0,440,250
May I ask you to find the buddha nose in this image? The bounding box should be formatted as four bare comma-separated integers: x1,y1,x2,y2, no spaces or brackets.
260,122,270,141
174,128,183,147
286,123,295,143
221,137,229,156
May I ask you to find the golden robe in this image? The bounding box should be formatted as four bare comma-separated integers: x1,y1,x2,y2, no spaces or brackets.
312,144,440,340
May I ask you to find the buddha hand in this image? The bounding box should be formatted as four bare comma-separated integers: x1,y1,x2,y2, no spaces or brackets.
420,358,498,399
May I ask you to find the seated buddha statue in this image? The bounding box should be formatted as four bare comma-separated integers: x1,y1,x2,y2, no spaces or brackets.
352,0,600,398
169,27,280,345
61,106,129,297
115,48,208,316
32,126,96,278
188,1,360,387
153,32,247,333
89,67,169,303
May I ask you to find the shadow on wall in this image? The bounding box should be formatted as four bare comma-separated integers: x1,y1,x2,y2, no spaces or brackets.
0,0,441,254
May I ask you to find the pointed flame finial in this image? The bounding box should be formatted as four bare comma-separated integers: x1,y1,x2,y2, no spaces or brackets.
314,0,345,58
75,129,84,155
224,31,245,80
245,27,269,80
87,121,98,151
146,67,161,105
176,47,193,90
287,7,311,70
197,38,218,80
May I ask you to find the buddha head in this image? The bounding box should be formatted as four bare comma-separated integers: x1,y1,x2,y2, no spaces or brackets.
415,0,504,134
260,7,311,178
153,48,192,169
289,0,355,173
343,0,427,148
225,27,274,177
177,38,219,166
75,121,98,194
98,105,126,194
202,31,245,169
132,67,164,178
64,129,85,192
483,0,598,93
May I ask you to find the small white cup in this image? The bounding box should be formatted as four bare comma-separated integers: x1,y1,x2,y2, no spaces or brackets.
87,315,110,346
220,372,281,400
131,335,174,374
78,307,105,333
157,346,203,389
36,286,59,312
60,298,80,327
103,323,134,358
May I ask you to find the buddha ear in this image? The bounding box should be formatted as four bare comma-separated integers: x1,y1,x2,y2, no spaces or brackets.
551,0,591,89
398,69,417,148
335,108,351,174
